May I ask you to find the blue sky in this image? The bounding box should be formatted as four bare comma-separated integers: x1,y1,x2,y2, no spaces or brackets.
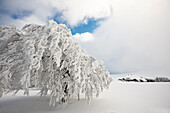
0,0,170,75
53,14,103,35
70,18,101,35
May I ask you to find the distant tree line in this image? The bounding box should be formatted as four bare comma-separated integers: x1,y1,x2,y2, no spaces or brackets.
119,77,170,82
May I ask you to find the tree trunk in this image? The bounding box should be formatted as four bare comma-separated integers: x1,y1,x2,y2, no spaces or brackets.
78,94,80,100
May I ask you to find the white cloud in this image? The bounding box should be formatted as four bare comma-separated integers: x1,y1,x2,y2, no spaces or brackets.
0,14,46,29
79,0,170,74
58,0,112,26
0,0,112,27
73,32,94,42
1,0,170,75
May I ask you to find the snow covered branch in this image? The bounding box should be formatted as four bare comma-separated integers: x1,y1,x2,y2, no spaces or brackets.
0,20,112,106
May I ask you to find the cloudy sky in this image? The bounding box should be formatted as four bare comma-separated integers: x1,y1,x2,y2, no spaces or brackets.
0,0,170,75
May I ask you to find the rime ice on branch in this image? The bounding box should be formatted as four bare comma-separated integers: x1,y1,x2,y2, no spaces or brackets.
0,20,112,106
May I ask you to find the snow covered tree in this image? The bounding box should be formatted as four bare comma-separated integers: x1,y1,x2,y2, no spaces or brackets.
0,20,112,106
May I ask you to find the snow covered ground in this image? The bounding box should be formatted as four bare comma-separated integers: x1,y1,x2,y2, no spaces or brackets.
0,74,170,113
